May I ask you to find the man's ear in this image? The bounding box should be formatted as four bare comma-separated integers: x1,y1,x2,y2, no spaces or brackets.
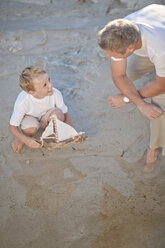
128,44,135,52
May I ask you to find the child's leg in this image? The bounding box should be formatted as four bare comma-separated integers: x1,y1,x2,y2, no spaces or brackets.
12,116,39,153
49,108,65,122
12,139,24,153
40,108,64,129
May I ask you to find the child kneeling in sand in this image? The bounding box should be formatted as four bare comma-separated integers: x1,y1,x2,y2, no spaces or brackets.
9,66,74,153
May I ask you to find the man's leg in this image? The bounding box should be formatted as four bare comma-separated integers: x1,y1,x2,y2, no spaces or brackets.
126,53,155,81
127,54,160,169
144,93,165,170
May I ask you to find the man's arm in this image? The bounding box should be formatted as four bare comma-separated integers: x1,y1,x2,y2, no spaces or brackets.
139,75,165,98
110,59,145,105
109,59,163,119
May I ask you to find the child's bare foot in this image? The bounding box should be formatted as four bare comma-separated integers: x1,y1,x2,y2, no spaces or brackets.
11,139,24,153
143,147,159,173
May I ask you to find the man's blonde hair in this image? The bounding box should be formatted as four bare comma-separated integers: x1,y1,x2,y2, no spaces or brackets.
19,66,46,92
98,19,140,54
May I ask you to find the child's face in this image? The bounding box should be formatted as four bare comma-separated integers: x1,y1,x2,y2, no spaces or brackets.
30,73,53,99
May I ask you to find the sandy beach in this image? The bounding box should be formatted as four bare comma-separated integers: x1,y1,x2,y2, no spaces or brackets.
0,0,165,247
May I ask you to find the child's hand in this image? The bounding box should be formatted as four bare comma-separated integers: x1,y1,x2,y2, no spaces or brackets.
26,137,41,149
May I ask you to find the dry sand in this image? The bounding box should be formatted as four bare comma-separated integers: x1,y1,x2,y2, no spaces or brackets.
0,0,165,247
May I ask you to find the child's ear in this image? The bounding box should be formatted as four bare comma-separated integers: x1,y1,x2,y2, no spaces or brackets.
29,90,35,96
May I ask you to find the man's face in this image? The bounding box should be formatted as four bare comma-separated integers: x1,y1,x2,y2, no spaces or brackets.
31,73,53,99
104,45,135,59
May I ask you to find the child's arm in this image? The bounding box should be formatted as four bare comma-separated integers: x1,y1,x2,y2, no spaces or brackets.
64,113,74,127
9,125,41,149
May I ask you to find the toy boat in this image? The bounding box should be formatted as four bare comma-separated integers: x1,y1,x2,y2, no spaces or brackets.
40,115,88,150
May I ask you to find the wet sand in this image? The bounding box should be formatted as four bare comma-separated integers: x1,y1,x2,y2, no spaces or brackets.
0,0,165,247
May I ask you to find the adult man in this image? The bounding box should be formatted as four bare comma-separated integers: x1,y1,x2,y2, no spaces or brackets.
98,4,165,171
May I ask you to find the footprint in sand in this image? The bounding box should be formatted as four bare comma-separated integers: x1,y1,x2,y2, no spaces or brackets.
0,153,6,165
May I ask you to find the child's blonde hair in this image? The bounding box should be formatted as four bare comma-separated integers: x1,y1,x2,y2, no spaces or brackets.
98,19,140,54
19,66,46,92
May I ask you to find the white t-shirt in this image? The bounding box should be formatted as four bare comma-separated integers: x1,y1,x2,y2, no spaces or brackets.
10,88,68,126
125,4,165,77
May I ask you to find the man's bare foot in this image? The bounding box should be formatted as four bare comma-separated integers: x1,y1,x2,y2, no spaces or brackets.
11,139,24,153
143,147,159,173
146,147,159,164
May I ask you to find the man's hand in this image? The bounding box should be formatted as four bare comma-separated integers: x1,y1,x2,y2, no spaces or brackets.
26,137,41,149
108,95,126,108
108,94,164,120
138,102,163,120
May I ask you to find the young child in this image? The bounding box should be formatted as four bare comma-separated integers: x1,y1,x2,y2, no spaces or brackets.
9,66,74,153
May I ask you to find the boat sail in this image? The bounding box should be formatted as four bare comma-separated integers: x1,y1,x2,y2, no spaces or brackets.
40,115,86,148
